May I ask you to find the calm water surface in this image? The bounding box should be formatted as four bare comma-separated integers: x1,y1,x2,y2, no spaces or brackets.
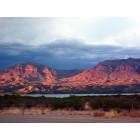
21,93,140,98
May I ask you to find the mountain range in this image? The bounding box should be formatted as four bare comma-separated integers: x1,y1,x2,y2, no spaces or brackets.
1,58,140,94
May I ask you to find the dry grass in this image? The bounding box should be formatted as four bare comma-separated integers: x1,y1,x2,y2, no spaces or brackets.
104,110,120,118
0,107,140,118
0,107,51,115
126,110,140,118
24,108,51,115
0,107,22,115
93,110,105,117
64,110,94,116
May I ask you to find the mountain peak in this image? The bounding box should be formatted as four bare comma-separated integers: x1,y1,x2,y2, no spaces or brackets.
1,58,140,94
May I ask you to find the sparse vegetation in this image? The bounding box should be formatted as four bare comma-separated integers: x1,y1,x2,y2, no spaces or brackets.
0,94,139,111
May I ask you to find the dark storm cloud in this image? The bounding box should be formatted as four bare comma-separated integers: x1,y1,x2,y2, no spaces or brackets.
0,40,140,70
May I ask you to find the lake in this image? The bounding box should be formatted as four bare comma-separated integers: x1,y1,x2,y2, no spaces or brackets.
21,93,140,98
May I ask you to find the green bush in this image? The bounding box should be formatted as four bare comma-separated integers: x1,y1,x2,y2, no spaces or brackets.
0,94,139,110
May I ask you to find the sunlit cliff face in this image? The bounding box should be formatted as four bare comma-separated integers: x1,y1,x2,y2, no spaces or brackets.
0,63,57,87
42,67,57,85
60,58,140,89
24,64,38,76
1,58,140,93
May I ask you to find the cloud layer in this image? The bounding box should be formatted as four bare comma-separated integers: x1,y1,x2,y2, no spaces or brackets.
0,17,138,46
0,40,140,69
0,18,140,69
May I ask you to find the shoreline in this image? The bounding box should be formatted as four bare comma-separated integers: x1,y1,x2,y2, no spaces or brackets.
1,93,140,98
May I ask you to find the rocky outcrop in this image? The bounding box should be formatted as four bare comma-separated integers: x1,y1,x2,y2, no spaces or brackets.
57,58,140,92
1,58,140,94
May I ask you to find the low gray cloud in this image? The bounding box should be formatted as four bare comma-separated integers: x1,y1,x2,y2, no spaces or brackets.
0,40,140,70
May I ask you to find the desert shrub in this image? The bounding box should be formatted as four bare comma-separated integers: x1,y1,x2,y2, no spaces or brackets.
49,96,83,110
0,94,139,111
90,96,140,110
90,97,102,109
114,108,122,113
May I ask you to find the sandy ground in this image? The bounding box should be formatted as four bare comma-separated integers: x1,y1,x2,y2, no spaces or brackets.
0,110,140,123
0,108,140,123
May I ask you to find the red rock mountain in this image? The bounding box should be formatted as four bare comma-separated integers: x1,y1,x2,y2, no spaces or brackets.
0,63,56,86
58,58,140,93
0,63,81,93
1,58,140,94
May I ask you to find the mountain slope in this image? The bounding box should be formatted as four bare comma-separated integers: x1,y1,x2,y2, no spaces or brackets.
1,58,140,94
0,63,82,93
0,63,56,86
57,58,140,93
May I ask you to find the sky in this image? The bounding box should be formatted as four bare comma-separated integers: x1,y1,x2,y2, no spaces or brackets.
0,17,140,69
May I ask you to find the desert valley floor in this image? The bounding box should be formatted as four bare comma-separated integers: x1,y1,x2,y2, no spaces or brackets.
0,113,140,123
